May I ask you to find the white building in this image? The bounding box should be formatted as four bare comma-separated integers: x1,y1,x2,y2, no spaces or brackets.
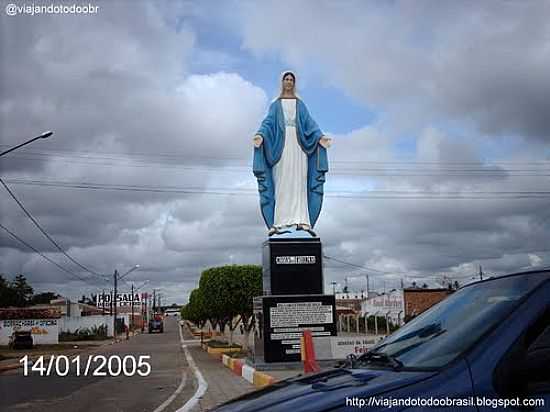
361,289,405,325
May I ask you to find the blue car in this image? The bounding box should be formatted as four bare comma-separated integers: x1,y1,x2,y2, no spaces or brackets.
215,269,550,411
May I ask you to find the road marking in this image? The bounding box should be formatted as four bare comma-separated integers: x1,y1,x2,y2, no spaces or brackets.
152,321,190,412
176,324,208,412
152,371,188,412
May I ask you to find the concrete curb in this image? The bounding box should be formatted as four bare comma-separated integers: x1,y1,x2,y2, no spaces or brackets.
220,354,276,388
0,362,21,372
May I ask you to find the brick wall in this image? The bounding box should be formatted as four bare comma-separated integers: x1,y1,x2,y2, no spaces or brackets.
403,289,454,318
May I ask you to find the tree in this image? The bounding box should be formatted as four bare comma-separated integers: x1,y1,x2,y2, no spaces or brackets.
10,274,34,307
182,288,209,329
199,265,262,347
0,274,17,307
230,265,262,351
78,294,95,305
30,292,60,305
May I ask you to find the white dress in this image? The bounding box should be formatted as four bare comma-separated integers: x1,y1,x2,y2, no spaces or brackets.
273,99,311,228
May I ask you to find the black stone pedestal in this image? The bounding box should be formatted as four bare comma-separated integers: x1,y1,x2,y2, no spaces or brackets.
253,294,337,364
262,237,323,295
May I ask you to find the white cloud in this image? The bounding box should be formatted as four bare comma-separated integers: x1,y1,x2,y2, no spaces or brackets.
234,0,550,140
1,1,549,303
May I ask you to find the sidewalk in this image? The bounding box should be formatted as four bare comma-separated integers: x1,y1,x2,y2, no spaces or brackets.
187,345,256,411
180,323,255,411
181,323,308,411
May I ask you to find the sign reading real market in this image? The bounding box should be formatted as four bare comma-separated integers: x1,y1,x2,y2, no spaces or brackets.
96,292,146,307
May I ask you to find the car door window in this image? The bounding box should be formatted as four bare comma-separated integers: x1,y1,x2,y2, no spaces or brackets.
525,308,550,393
494,306,550,399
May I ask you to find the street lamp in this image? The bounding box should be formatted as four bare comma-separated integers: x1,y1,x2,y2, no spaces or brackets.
113,264,139,340
0,131,53,157
131,279,150,332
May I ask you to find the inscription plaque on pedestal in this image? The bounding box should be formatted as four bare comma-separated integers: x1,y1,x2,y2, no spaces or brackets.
253,294,337,363
262,238,323,295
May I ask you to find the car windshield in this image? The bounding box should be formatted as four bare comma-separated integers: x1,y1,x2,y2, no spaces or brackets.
367,271,549,369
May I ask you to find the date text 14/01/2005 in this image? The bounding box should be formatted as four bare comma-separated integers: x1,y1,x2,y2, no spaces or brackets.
19,355,152,377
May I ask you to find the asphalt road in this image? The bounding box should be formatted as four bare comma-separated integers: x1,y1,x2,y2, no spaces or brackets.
0,316,196,412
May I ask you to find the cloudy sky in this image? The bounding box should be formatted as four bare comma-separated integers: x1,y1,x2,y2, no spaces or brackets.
1,0,549,304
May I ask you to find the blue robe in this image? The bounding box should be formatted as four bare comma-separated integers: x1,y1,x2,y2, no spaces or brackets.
253,98,329,229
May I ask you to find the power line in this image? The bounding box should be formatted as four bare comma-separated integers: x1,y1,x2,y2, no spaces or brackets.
324,255,483,282
0,177,106,278
0,223,108,285
324,255,389,274
4,178,550,199
1,145,549,166
4,151,550,177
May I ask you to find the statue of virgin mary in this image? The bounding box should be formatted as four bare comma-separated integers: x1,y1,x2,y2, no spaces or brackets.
252,71,331,236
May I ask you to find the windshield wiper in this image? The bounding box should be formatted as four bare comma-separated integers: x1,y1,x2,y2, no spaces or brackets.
358,351,403,370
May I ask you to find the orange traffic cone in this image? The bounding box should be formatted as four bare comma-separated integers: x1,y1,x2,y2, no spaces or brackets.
301,329,320,374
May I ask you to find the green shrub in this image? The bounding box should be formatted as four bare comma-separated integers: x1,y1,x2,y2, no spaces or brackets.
59,324,109,341
207,339,241,349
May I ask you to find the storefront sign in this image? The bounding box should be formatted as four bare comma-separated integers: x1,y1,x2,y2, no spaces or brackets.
96,292,146,307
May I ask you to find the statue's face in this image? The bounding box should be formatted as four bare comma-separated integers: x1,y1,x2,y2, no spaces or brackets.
282,74,295,93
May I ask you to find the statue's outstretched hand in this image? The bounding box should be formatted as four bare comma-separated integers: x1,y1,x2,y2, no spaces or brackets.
253,135,263,148
319,136,332,149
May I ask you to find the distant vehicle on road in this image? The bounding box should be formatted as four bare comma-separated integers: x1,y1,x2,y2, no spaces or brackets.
148,315,164,333
215,269,550,411
164,308,180,317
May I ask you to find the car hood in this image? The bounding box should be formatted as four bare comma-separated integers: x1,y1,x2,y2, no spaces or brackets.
214,367,437,412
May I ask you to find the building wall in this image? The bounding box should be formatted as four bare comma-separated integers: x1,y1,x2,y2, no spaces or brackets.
58,315,114,337
336,298,363,312
403,289,453,318
0,319,59,345
361,290,404,325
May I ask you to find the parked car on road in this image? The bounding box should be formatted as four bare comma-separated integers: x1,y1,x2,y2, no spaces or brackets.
215,269,550,411
8,331,33,349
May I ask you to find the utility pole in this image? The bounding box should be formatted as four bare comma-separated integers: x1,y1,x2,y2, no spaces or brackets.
113,270,119,340
112,265,139,339
479,265,483,281
143,292,147,332
331,281,337,295
131,283,134,332
153,289,156,313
